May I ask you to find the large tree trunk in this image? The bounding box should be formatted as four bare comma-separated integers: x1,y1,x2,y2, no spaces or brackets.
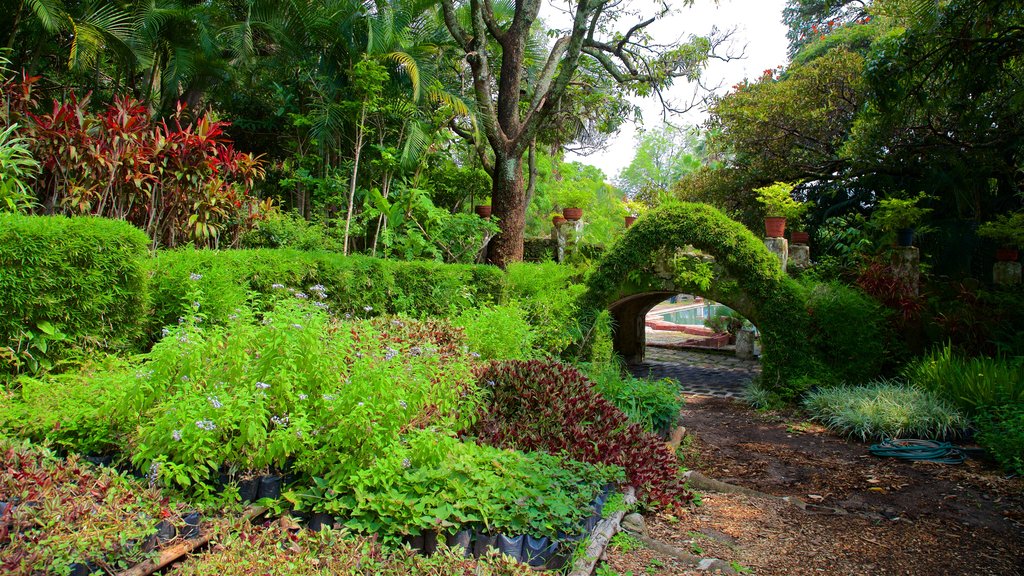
487,153,526,267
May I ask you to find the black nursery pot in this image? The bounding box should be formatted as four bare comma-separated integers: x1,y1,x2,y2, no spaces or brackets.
69,562,99,576
524,534,558,567
472,531,497,557
237,477,260,502
423,530,438,556
257,475,283,500
308,512,334,532
181,511,201,539
547,531,584,571
155,519,177,542
495,533,525,562
445,528,473,557
83,454,114,467
402,533,426,553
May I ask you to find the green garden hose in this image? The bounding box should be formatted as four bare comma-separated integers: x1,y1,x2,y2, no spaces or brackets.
868,439,966,464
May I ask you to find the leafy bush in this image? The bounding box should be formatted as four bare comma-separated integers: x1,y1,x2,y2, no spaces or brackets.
175,523,534,576
803,280,889,383
300,430,622,542
474,360,691,507
239,210,344,251
454,304,536,360
0,214,149,375
583,362,682,434
803,381,967,441
503,262,586,356
0,438,195,575
975,403,1024,476
743,380,785,410
903,346,1024,415
0,123,39,213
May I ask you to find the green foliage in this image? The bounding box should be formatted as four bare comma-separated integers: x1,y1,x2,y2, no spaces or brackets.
0,215,149,375
803,280,888,383
616,124,708,205
609,532,644,552
975,403,1024,476
803,380,967,441
240,210,344,251
174,523,534,575
454,304,536,361
503,262,587,356
703,309,749,337
0,124,39,213
148,248,505,336
754,181,807,220
977,211,1024,248
903,346,1024,416
743,380,786,410
870,192,932,231
583,362,682,435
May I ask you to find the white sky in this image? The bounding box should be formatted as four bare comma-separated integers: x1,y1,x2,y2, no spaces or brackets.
545,0,791,178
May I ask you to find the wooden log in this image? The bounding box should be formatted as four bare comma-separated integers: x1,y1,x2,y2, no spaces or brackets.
117,506,266,576
567,487,636,576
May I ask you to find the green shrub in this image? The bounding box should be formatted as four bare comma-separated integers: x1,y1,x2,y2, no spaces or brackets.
743,380,785,410
454,303,536,360
803,381,967,441
239,210,344,251
803,280,889,383
975,403,1024,476
0,215,149,374
583,362,682,434
148,248,505,338
503,262,586,356
903,346,1024,415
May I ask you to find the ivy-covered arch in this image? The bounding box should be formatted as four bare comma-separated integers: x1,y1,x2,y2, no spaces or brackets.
582,202,824,397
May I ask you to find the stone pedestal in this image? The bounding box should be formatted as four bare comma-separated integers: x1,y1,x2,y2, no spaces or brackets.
736,329,756,360
994,261,1022,286
551,225,566,263
788,244,810,271
764,237,788,272
890,246,920,296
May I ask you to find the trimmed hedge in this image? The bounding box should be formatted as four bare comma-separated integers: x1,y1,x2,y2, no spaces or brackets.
0,215,149,374
148,248,505,336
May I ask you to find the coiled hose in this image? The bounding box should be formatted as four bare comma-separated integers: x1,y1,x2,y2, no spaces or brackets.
868,439,966,464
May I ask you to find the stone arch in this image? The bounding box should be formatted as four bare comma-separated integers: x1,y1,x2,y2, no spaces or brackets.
582,202,820,395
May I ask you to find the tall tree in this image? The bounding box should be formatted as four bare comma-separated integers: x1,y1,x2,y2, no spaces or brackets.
438,0,728,266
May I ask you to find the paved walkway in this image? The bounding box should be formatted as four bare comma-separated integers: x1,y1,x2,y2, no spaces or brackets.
627,346,761,399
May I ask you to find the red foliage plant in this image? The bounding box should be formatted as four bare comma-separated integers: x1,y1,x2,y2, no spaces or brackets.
2,73,265,248
856,255,923,324
472,359,691,508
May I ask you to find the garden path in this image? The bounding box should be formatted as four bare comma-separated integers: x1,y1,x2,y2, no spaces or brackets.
628,347,759,398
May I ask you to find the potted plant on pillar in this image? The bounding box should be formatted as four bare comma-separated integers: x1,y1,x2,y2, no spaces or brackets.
621,199,647,228
978,210,1024,262
755,181,806,238
474,197,492,219
872,192,932,247
555,187,591,222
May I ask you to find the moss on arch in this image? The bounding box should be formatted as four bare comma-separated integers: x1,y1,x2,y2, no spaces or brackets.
581,202,825,398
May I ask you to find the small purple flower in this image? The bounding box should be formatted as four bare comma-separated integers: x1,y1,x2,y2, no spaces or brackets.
271,283,285,289
147,461,160,489
181,375,190,382
207,395,222,409
399,400,407,409
298,393,308,400
161,328,170,337
178,335,190,344
357,402,364,407
486,380,496,387
256,381,270,390
322,394,335,401
391,319,403,327
189,273,203,281
384,347,399,361
291,323,303,330
363,305,373,312
191,301,201,310
344,313,352,319
401,458,411,469
172,429,182,441
295,292,308,300
195,419,216,431
470,352,481,359
271,415,290,427
313,301,329,309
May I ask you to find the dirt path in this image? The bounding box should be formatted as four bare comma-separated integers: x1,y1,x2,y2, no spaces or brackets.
603,396,1024,576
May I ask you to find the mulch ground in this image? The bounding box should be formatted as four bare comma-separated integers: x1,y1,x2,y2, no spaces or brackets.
602,396,1024,576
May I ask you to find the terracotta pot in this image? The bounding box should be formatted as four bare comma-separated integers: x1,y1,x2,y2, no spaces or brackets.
624,215,637,227
995,247,1019,262
563,207,583,221
764,217,786,238
474,205,492,218
552,215,567,226
790,230,810,244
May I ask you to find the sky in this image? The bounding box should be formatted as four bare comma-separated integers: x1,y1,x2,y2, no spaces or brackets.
546,0,791,179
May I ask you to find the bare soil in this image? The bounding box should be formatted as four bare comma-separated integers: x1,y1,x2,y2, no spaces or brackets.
603,396,1024,576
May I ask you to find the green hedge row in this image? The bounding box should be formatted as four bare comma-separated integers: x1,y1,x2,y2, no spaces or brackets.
148,248,504,335
0,215,508,374
0,215,150,373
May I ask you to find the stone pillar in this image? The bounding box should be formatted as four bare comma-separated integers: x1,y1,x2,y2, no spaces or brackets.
788,244,810,272
735,329,756,360
551,225,566,263
764,237,788,272
890,246,920,296
994,261,1022,286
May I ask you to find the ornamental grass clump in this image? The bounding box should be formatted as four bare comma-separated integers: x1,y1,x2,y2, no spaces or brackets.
902,345,1024,415
802,381,967,441
473,359,691,508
